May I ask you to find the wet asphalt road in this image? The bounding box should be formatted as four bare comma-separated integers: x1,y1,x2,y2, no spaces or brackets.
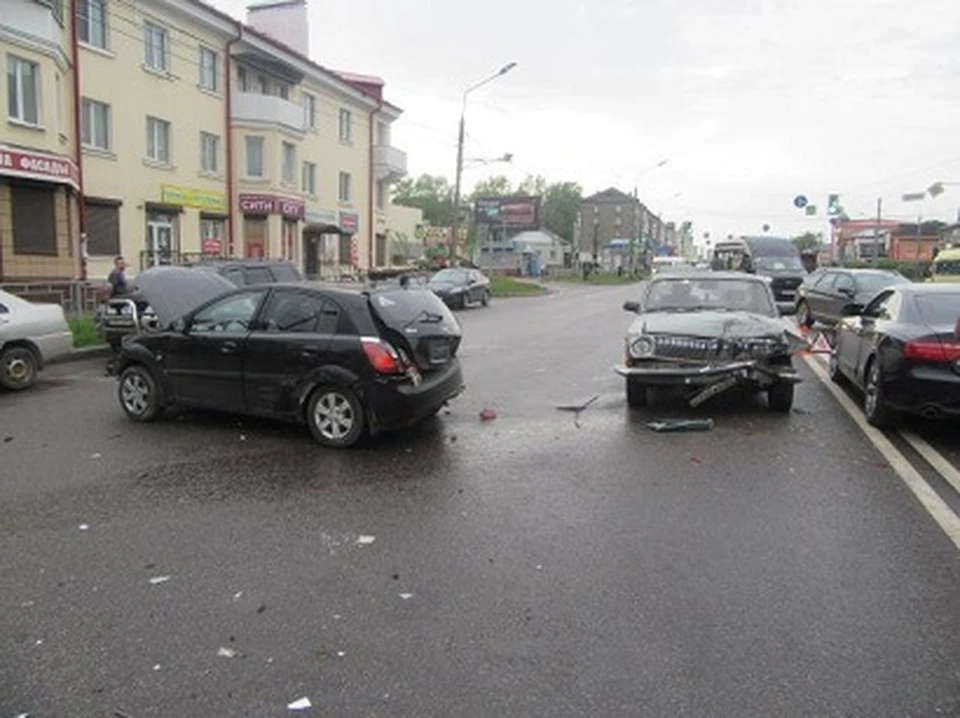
2,282,959,717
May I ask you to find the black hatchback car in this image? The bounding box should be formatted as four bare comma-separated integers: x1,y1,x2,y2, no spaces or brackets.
796,267,910,327
113,267,465,447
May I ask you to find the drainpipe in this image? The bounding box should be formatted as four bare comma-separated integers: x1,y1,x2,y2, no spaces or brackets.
70,0,87,281
368,101,382,270
225,26,242,257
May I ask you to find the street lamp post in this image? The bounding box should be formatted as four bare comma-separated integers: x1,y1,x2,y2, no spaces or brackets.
450,62,517,259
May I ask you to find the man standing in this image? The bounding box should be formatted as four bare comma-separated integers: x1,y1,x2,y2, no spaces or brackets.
107,256,130,298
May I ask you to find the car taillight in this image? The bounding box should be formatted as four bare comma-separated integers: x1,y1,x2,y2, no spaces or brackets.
904,340,960,363
955,316,960,342
361,337,403,374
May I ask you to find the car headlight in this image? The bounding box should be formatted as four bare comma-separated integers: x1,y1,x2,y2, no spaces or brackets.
630,335,656,358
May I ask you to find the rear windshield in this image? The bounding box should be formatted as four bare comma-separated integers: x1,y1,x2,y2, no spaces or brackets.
271,264,303,282
753,256,804,272
743,237,798,257
856,272,910,294
913,293,960,325
369,289,460,333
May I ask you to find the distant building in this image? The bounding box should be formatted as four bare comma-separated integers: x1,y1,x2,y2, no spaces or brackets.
575,187,670,265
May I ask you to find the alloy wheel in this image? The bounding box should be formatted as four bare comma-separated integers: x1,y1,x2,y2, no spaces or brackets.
121,372,151,416
313,391,355,441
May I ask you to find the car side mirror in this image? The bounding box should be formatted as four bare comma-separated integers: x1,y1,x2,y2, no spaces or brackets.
841,302,863,317
779,304,797,317
623,300,641,313
171,317,189,333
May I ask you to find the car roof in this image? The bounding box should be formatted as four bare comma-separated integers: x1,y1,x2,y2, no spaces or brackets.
650,271,768,283
896,283,960,295
826,268,902,275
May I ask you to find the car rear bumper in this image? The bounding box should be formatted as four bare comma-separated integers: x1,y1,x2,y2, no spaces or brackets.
883,367,960,418
33,331,73,366
363,358,465,432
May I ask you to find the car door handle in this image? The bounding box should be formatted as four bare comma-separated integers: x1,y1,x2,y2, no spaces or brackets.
300,346,321,358
221,340,239,354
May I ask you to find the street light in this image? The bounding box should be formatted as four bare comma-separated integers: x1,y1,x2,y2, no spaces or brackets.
463,153,513,167
450,62,517,258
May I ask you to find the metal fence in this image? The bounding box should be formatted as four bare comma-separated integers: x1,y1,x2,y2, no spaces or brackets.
0,280,104,317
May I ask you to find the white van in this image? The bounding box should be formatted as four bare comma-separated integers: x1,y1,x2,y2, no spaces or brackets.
651,256,691,275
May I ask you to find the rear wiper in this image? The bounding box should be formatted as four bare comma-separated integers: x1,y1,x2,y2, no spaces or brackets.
403,310,443,328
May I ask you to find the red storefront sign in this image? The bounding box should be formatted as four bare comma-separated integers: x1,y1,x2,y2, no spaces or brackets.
0,145,80,189
339,211,359,234
202,239,223,255
238,194,305,219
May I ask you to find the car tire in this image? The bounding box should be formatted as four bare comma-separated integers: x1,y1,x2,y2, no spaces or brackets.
306,385,365,448
767,382,794,412
0,345,38,391
626,378,648,408
457,293,467,310
481,290,490,307
118,364,163,422
863,359,892,427
797,300,813,328
828,351,844,384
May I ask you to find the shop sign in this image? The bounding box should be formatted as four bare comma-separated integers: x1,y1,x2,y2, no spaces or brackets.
0,144,79,189
161,184,227,212
202,239,223,254
339,211,359,234
305,208,339,225
238,193,305,219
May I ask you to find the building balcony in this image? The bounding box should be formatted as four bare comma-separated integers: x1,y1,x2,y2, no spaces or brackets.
374,144,407,182
232,92,306,134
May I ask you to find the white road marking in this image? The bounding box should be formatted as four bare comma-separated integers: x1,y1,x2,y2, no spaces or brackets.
801,354,960,552
900,430,960,496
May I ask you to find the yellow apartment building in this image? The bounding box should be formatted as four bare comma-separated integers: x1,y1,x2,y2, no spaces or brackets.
1,0,81,281
0,0,407,284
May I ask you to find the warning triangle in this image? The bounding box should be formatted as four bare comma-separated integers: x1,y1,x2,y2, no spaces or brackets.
809,331,833,354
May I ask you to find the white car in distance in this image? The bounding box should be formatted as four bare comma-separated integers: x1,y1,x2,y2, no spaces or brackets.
0,289,73,390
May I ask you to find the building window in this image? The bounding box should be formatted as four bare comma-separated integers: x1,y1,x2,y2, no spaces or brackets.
55,73,63,135
338,171,352,202
282,219,297,261
84,199,121,256
200,217,226,255
77,0,108,50
237,66,248,91
200,132,219,174
277,83,289,100
281,142,296,185
376,121,389,146
338,234,351,266
338,109,352,142
303,93,316,128
81,98,111,151
7,55,40,126
257,74,268,94
12,182,57,255
199,47,218,91
302,161,316,196
245,136,264,177
146,116,171,163
144,21,169,72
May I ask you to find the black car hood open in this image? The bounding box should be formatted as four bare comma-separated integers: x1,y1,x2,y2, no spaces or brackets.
134,266,236,327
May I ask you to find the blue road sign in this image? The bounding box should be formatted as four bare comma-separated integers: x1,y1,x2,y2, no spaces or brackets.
793,195,808,209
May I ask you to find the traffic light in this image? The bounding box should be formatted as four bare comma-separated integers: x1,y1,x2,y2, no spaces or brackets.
827,194,842,216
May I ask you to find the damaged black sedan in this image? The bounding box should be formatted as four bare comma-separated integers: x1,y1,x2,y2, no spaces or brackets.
615,272,808,411
113,267,465,448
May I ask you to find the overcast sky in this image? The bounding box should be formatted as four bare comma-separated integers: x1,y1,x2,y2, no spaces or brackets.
212,0,960,243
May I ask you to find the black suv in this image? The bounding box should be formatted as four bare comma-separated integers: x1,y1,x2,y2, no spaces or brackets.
113,267,464,448
99,260,301,350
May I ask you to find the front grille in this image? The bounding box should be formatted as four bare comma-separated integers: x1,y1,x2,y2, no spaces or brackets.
644,335,784,362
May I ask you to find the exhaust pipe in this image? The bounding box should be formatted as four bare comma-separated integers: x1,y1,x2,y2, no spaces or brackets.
919,404,941,420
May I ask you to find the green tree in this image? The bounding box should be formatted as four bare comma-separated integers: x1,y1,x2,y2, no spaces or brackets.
541,181,582,242
517,174,547,197
393,174,454,226
792,232,821,252
470,175,513,198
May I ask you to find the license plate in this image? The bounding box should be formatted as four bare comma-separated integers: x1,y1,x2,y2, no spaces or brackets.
780,290,796,298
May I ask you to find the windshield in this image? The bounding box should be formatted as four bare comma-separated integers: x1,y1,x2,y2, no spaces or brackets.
753,256,804,272
369,289,460,332
913,293,960,325
430,269,468,284
644,278,776,315
271,264,303,282
933,260,960,276
856,272,909,294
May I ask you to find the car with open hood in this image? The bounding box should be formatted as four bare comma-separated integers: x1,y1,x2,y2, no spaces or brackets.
113,266,465,448
615,272,808,411
427,268,491,309
98,260,301,350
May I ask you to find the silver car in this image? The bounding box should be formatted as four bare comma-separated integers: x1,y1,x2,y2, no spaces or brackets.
0,289,73,390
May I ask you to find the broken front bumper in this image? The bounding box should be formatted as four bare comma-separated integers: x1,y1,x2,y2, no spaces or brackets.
614,360,802,386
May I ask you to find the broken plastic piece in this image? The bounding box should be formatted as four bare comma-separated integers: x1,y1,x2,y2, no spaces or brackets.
556,395,599,412
287,697,312,710
148,575,171,585
399,593,413,600
646,418,715,433
218,647,239,658
479,408,497,421
356,535,376,545
78,524,90,531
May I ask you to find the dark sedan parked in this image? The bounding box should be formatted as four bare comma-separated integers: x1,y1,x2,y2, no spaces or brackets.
114,268,465,447
830,284,960,425
428,268,491,309
796,268,910,327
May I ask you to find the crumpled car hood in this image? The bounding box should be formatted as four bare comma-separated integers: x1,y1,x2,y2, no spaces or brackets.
629,310,808,351
134,266,236,327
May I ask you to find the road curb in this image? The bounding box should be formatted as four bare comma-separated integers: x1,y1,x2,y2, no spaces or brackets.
49,345,112,365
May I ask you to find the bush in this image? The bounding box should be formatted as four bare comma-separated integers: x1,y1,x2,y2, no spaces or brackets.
69,316,104,348
842,259,928,281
